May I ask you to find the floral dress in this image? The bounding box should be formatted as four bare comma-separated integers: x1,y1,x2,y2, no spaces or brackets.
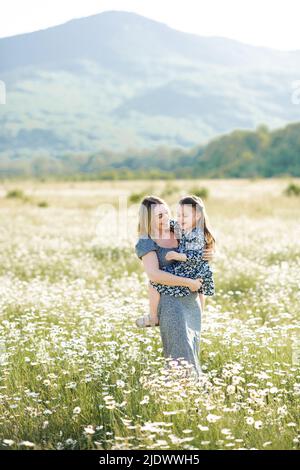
150,219,215,297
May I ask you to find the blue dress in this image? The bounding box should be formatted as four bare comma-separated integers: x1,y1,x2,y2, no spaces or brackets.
135,236,203,378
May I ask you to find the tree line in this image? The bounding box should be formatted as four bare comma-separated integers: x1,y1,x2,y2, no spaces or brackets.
1,122,299,179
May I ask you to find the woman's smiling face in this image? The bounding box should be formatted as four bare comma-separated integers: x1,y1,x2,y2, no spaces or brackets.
151,203,170,235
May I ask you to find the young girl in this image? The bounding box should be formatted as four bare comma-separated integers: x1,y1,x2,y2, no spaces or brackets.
136,195,216,327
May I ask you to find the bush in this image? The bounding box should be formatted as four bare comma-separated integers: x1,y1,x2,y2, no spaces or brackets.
129,191,147,204
284,183,300,197
37,201,49,208
129,187,154,204
6,189,25,199
189,186,209,199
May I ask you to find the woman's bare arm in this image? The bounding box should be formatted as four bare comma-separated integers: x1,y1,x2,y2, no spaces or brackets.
141,251,202,291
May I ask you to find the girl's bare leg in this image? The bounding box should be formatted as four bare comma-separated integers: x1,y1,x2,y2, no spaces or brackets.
199,293,205,314
148,284,160,325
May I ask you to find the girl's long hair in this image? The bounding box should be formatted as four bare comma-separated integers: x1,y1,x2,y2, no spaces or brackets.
137,195,170,238
178,195,216,248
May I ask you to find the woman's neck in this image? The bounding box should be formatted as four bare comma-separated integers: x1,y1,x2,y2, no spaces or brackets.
155,228,171,240
152,226,172,241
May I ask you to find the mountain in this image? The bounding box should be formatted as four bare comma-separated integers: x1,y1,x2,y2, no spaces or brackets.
0,10,300,165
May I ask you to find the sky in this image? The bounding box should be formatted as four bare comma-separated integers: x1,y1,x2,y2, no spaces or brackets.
0,0,300,51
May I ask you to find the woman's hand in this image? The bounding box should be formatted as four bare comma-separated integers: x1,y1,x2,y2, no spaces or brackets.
202,246,215,262
188,278,203,292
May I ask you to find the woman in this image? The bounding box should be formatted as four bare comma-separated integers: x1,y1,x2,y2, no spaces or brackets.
135,195,215,379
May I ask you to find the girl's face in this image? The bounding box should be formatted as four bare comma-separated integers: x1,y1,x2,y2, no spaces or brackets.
151,203,170,236
177,204,201,232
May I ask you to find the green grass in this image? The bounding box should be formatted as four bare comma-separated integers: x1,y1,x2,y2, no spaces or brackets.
0,179,299,450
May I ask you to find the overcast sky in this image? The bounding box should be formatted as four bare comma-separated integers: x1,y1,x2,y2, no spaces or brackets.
0,0,299,51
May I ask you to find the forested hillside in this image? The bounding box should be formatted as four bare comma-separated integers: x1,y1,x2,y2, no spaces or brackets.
1,122,299,178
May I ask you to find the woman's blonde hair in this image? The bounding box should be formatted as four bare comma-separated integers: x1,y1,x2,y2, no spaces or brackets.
178,195,216,248
137,195,169,238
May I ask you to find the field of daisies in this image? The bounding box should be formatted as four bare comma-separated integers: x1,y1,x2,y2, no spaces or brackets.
0,178,299,450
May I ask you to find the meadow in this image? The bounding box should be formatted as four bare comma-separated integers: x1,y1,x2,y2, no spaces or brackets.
0,178,299,450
